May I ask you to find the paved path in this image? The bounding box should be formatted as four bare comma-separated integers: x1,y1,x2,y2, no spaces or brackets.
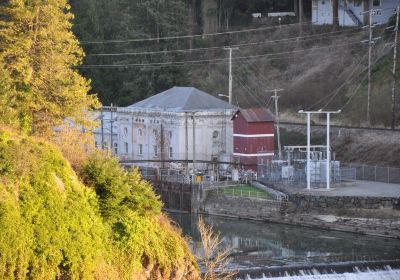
296,181,400,197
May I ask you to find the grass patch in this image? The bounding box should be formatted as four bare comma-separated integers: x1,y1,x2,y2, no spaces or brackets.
219,184,268,198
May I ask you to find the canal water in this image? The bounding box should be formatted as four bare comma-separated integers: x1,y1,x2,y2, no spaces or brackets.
169,213,400,279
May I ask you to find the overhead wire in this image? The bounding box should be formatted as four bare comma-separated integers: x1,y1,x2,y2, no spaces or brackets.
304,24,393,110
320,26,396,110
339,50,395,112
78,41,364,69
233,73,266,107
81,21,313,45
85,27,367,57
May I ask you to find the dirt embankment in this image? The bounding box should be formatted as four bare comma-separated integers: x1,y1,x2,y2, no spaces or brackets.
332,131,400,167
280,122,400,167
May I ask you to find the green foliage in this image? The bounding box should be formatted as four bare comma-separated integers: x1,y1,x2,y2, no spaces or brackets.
82,153,162,220
81,154,197,278
0,130,105,279
0,0,99,135
0,129,199,279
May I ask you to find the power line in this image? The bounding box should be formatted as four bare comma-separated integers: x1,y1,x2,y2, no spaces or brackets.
78,41,363,69
233,74,265,107
81,21,313,45
340,43,395,112
86,27,366,57
308,26,394,110
307,54,369,110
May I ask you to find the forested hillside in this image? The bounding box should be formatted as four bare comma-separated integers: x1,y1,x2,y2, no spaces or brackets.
71,0,399,127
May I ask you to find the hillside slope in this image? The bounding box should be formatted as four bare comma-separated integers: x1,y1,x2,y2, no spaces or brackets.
0,128,199,279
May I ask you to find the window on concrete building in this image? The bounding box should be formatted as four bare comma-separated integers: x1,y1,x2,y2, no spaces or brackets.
169,147,173,158
138,129,142,136
124,142,128,154
354,0,362,7
212,130,219,139
154,145,158,156
124,127,128,136
113,142,118,154
139,144,143,155
95,141,98,148
103,142,108,150
169,131,172,138
373,0,380,6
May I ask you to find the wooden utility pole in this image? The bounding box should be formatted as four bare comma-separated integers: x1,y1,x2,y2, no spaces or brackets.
110,104,114,154
332,0,339,30
189,0,197,50
223,47,238,104
391,6,400,130
367,10,373,126
268,89,284,160
101,107,104,150
363,0,370,26
192,113,196,171
299,0,304,33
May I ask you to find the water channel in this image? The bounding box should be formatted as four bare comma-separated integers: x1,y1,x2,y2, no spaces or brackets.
169,213,400,279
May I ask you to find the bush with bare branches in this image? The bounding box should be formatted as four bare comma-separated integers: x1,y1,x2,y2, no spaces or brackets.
197,217,237,280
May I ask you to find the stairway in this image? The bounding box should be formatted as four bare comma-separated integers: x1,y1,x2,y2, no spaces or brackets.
345,8,363,26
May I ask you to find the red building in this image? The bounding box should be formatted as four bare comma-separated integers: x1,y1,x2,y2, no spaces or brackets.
232,108,275,171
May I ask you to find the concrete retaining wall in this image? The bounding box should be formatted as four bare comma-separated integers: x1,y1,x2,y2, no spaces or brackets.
287,195,400,213
202,192,282,219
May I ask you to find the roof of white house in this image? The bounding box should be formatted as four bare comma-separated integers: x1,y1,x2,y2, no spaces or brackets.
128,87,236,112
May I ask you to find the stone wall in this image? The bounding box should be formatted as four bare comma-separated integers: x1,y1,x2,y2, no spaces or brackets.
202,192,282,219
200,191,400,238
287,194,400,213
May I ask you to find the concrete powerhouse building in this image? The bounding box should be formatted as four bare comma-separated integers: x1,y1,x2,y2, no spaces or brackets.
94,87,236,170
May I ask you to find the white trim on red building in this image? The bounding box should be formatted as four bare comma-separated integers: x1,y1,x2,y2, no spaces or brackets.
233,152,274,157
233,133,274,138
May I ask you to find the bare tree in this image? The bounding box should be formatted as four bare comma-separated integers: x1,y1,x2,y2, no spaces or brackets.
197,217,236,280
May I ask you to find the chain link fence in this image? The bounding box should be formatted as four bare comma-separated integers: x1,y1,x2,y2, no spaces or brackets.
342,163,400,184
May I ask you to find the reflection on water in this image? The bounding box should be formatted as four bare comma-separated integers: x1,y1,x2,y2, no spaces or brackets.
169,213,400,269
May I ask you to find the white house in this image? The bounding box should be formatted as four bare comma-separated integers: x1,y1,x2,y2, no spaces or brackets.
94,87,236,171
312,0,399,26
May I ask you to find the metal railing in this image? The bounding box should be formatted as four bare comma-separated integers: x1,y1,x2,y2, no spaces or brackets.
339,167,357,182
343,163,400,184
118,152,237,163
212,188,269,199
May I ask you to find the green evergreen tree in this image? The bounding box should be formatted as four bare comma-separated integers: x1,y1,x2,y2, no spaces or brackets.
0,0,99,135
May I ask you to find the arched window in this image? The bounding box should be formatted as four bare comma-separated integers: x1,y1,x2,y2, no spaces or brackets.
113,142,118,154
138,129,142,136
